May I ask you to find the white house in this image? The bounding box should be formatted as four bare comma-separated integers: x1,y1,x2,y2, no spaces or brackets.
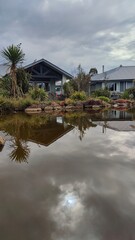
91,65,135,93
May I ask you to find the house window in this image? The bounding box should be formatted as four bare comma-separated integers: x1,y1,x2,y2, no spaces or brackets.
108,83,117,91
126,81,132,89
120,82,126,92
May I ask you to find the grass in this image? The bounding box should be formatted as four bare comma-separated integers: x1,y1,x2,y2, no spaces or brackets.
0,96,38,112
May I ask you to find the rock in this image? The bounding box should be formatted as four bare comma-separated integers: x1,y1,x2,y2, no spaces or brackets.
92,105,102,109
0,136,5,146
25,107,42,113
45,106,53,111
74,105,83,109
113,104,118,107
53,106,62,110
65,105,75,111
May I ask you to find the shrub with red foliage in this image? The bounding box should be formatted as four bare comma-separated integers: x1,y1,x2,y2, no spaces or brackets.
114,99,130,103
83,99,102,106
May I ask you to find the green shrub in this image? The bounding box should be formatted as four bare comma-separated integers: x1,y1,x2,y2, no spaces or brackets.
93,88,110,98
70,91,87,101
97,96,110,102
63,81,77,97
0,96,36,111
65,98,76,105
12,97,35,110
0,76,11,97
29,87,48,101
122,87,135,99
0,96,14,111
121,91,129,99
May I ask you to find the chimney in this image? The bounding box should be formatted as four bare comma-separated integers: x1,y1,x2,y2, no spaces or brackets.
102,65,104,73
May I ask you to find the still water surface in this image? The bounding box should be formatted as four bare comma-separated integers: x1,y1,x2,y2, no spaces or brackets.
0,109,135,240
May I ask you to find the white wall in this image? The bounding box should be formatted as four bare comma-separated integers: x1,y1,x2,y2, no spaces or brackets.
116,82,120,91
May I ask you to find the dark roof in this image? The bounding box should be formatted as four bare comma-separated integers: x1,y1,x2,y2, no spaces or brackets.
28,124,74,146
24,58,73,79
91,66,135,81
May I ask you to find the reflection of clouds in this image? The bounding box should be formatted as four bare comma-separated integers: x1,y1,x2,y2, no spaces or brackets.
51,182,85,232
2,116,135,239
107,131,135,160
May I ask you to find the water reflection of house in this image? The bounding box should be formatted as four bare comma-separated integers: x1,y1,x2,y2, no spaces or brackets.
95,121,135,132
93,110,135,132
104,110,133,120
94,110,135,132
28,117,74,146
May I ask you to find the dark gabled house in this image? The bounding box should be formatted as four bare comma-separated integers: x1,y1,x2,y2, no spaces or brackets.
24,59,73,95
0,58,73,95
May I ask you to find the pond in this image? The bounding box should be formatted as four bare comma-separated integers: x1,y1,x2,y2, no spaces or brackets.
0,109,135,240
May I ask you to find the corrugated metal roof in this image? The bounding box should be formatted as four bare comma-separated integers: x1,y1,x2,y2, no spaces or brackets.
24,58,73,79
91,66,135,81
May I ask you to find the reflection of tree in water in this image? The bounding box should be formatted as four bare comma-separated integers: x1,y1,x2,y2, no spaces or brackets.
0,113,50,163
9,138,30,163
0,144,4,152
64,112,97,140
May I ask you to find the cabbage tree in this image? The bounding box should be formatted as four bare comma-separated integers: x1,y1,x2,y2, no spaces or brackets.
1,44,25,97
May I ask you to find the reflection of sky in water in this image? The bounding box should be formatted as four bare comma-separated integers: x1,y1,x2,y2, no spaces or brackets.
51,183,85,235
63,193,77,207
1,112,135,239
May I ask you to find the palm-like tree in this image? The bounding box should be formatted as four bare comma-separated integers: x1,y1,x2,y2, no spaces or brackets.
1,44,25,97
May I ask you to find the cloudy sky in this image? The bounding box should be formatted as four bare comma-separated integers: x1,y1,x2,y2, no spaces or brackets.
1,0,135,75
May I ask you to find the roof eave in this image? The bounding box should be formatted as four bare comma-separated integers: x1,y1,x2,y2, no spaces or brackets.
24,59,73,79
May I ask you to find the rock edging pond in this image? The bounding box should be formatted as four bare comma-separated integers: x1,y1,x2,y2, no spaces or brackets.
25,99,135,113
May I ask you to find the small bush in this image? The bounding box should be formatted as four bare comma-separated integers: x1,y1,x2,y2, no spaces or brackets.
70,91,87,101
0,96,37,111
15,97,34,110
84,98,102,106
0,76,12,97
65,98,76,105
97,96,110,103
122,87,135,99
0,96,14,111
29,87,48,101
93,88,110,98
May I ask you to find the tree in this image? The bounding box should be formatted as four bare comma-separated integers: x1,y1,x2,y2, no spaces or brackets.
74,64,90,94
16,68,31,94
0,68,30,97
74,64,84,91
63,80,78,97
1,44,25,97
89,67,98,76
0,75,12,97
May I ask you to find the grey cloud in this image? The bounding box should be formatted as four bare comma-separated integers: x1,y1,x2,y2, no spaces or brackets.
1,0,135,72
